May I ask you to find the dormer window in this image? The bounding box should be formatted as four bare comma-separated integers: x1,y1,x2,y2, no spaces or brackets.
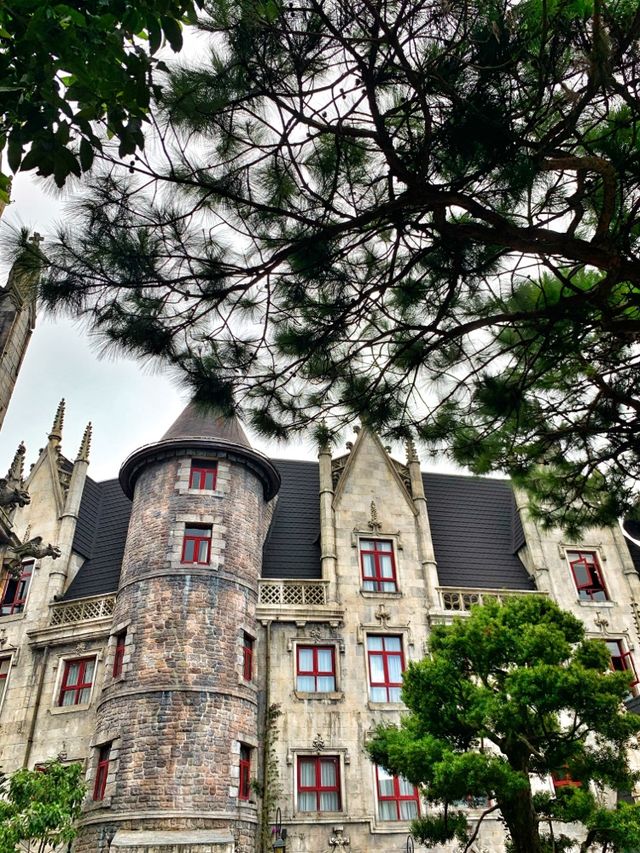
567,551,608,602
0,560,33,616
360,539,397,592
189,460,218,491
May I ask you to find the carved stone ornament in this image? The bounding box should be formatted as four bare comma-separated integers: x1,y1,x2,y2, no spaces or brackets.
309,626,323,641
4,536,61,576
0,443,30,509
368,500,382,532
312,733,325,753
594,610,609,632
328,826,350,848
374,604,391,627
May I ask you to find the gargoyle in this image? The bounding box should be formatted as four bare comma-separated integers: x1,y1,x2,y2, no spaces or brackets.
0,479,30,509
4,537,61,576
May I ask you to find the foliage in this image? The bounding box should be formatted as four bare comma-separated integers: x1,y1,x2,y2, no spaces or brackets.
258,703,283,853
32,0,640,530
0,0,201,196
0,760,85,853
366,596,640,853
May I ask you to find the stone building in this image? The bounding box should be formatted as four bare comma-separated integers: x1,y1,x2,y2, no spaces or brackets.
1,399,640,853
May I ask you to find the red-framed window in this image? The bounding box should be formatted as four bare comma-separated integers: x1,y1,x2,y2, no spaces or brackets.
552,768,581,791
243,633,254,682
0,656,10,706
93,743,111,801
606,639,639,692
189,460,218,491
58,657,96,706
567,551,608,602
376,766,420,821
450,794,491,808
181,525,212,564
296,646,336,692
0,561,33,616
239,744,251,800
367,635,404,702
297,756,341,812
113,632,126,678
360,539,397,592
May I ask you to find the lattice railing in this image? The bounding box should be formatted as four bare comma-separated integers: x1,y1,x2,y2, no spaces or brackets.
50,594,116,626
439,588,541,613
258,580,328,607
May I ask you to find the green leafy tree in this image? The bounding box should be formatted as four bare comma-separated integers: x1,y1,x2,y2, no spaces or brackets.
32,0,640,529
0,0,201,196
366,596,640,853
0,760,85,853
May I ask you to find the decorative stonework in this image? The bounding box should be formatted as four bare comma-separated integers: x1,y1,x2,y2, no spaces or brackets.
0,442,30,509
4,536,60,574
311,733,325,753
328,826,350,848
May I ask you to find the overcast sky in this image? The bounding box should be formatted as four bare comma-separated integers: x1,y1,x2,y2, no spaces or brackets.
0,173,324,483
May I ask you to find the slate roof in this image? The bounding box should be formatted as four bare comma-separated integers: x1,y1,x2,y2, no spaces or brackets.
161,402,251,449
422,472,534,590
262,460,321,579
63,477,132,600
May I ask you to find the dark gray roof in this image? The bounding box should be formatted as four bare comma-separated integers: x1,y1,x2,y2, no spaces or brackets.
162,402,251,449
262,460,321,579
64,478,132,600
65,461,534,598
422,472,534,590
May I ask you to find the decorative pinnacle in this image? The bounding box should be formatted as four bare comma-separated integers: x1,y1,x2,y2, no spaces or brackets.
48,399,65,445
7,442,26,483
76,422,92,462
406,436,419,464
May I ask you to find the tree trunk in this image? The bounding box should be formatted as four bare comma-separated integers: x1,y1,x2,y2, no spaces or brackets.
499,784,542,853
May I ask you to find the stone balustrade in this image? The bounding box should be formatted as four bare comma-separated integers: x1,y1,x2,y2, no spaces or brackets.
258,580,329,607
438,587,543,613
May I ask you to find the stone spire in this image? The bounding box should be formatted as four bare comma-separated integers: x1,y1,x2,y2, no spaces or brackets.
76,422,92,462
48,399,65,446
7,442,26,483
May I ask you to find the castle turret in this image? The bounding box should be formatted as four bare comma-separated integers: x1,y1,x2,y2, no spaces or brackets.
77,403,280,853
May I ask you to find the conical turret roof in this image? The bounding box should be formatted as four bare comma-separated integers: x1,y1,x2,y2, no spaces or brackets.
119,400,280,500
161,402,251,449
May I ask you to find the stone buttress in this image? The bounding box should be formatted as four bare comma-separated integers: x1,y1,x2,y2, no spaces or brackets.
75,403,280,853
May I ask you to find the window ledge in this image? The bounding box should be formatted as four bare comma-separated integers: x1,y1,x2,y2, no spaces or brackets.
83,795,112,811
49,703,92,715
293,813,344,822
0,612,24,623
294,691,344,701
360,590,402,599
577,600,615,608
367,701,405,712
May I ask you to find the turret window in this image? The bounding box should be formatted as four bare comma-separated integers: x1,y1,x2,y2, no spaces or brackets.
181,526,212,564
93,743,111,801
58,657,96,706
113,631,126,678
243,633,254,682
360,540,397,592
189,460,218,491
239,744,252,800
0,560,33,616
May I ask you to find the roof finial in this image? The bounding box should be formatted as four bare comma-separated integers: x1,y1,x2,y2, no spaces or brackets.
76,422,92,462
48,399,65,446
406,436,419,464
7,441,26,483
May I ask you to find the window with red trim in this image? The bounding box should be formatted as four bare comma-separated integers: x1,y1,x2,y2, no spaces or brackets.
189,460,218,491
552,768,581,791
0,561,33,616
606,639,639,693
297,756,341,812
181,526,212,564
367,635,404,702
360,539,397,592
239,744,251,800
93,743,111,801
58,657,96,706
243,633,254,682
296,646,336,692
567,551,608,602
376,766,420,820
113,632,126,678
0,656,10,707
